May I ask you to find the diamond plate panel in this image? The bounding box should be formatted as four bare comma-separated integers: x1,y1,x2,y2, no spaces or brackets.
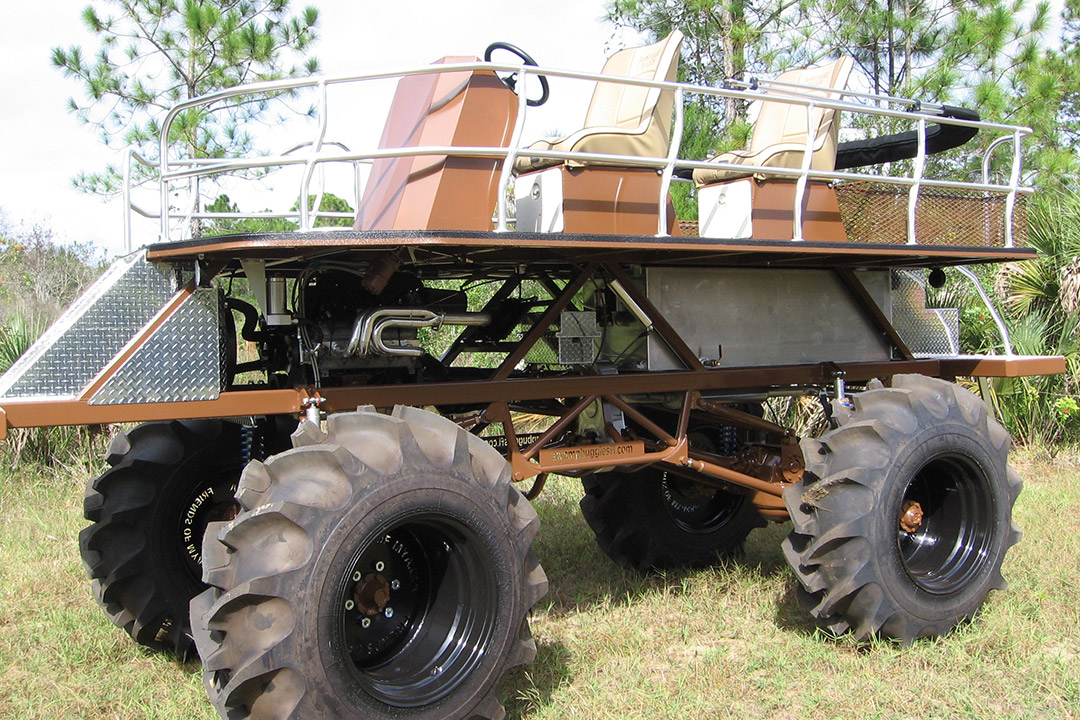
0,251,177,398
90,289,222,405
558,311,601,365
891,270,960,356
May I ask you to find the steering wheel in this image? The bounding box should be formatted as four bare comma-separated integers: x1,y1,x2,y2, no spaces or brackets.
483,42,550,107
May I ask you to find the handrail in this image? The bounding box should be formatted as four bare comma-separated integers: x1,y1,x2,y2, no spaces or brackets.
283,140,366,228
907,116,927,244
657,86,685,237
122,148,157,251
299,80,330,230
495,63,530,232
791,100,817,241
132,58,1033,246
956,266,1014,355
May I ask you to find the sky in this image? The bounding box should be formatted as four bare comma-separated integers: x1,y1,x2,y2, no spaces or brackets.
0,1,636,257
0,2,1064,258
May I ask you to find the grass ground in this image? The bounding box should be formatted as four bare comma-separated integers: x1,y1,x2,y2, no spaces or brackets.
1,446,1077,719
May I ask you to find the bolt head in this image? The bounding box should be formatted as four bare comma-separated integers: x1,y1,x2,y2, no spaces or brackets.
384,607,394,619
390,579,401,590
361,617,371,628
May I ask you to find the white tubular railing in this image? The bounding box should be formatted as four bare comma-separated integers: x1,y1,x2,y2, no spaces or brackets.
956,266,1014,355
130,59,1033,246
791,100,817,242
657,86,685,237
299,80,330,230
907,116,927,245
122,148,157,252
495,63,530,232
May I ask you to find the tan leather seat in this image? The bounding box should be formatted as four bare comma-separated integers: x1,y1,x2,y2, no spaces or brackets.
693,57,854,185
514,31,683,173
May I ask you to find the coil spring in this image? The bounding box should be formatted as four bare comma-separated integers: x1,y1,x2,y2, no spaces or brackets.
240,425,256,465
715,424,739,455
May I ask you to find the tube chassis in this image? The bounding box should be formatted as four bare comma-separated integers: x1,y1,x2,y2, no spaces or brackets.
0,51,1062,524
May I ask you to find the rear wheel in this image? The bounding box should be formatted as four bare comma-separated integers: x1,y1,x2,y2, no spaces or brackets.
582,468,763,571
191,406,547,720
80,420,245,657
782,374,1022,642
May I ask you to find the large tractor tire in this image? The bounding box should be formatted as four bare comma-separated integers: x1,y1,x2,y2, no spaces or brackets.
80,419,245,658
782,374,1022,642
581,419,765,572
581,469,763,571
190,406,547,720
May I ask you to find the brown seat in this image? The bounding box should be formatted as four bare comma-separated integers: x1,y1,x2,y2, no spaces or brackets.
514,31,683,173
692,57,854,186
354,57,518,232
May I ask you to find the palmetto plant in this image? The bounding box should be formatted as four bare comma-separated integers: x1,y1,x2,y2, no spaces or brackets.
999,192,1080,327
989,191,1080,445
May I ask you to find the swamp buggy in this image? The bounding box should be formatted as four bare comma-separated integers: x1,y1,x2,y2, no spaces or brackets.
0,30,1065,719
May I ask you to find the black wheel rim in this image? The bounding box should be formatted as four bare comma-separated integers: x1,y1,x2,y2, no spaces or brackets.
660,474,747,535
338,513,499,708
897,453,996,595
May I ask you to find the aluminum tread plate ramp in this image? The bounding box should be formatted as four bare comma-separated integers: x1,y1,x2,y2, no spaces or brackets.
0,251,177,399
88,288,222,405
891,270,960,357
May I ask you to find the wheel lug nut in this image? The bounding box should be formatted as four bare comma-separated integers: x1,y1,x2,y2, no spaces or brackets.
361,617,371,628
384,607,394,619
375,561,385,572
352,570,362,582
390,579,401,590
344,599,355,611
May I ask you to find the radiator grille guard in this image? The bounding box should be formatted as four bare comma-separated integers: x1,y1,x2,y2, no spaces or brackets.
0,251,221,404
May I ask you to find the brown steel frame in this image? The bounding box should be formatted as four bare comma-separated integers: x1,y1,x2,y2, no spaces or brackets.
0,251,1064,522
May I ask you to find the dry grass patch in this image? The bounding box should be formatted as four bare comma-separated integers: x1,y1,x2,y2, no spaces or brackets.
509,450,1080,719
0,448,1077,719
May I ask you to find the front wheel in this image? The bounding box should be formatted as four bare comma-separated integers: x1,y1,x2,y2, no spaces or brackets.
79,419,245,657
782,374,1022,642
191,406,547,719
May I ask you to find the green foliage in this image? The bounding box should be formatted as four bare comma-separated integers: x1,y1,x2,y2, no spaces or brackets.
0,313,45,373
988,191,1080,445
52,0,321,196
1028,0,1080,187
0,212,107,467
933,190,1080,446
608,0,797,155
1000,192,1080,341
202,191,355,236
608,0,1079,194
0,214,105,328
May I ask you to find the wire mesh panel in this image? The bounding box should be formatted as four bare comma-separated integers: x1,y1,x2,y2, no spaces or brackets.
835,182,1027,247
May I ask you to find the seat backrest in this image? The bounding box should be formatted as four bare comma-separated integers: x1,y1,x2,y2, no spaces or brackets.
582,30,683,137
355,58,518,231
748,57,854,170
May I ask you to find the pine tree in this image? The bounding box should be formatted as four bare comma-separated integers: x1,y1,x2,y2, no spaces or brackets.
52,0,321,196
